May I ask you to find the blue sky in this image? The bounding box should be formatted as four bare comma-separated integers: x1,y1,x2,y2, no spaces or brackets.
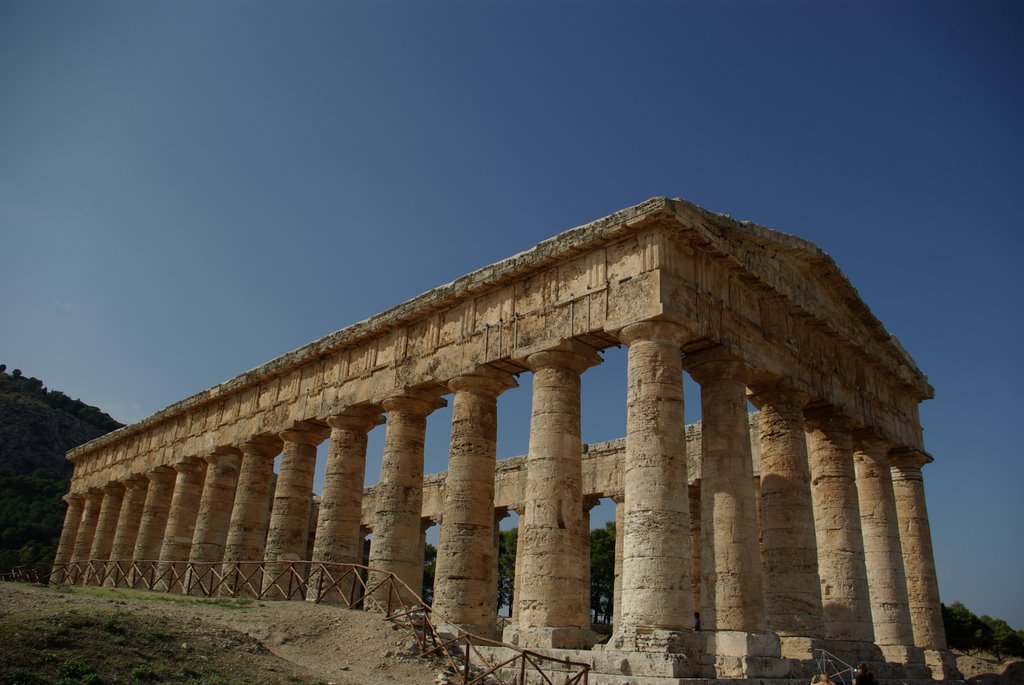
2,1,1021,629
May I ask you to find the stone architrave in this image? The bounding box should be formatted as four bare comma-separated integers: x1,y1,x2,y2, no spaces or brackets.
750,384,825,646
368,390,446,605
105,477,149,586
854,434,918,663
187,447,243,593
308,406,383,604
511,341,600,650
889,448,957,678
52,493,85,582
685,353,765,635
805,410,876,647
130,466,176,587
221,436,281,595
611,321,694,652
432,368,515,637
156,458,207,592
262,422,329,599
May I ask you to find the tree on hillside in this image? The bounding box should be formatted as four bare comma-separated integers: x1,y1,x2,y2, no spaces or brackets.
497,528,517,615
590,521,615,624
943,601,1024,659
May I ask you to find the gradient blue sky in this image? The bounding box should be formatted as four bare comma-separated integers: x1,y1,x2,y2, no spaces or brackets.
2,1,1021,628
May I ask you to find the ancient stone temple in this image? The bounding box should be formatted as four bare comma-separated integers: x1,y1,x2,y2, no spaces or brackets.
53,198,956,681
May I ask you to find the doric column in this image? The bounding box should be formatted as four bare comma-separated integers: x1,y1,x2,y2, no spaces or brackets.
611,494,624,632
308,407,383,603
513,341,600,649
685,352,765,634
491,508,508,626
368,390,445,604
222,436,281,594
69,489,103,583
805,409,875,645
156,457,207,592
262,422,329,599
581,495,600,630
854,434,917,663
130,466,176,587
89,483,125,561
749,384,824,642
611,321,693,650
52,493,85,582
890,447,955,678
105,477,148,587
433,368,516,637
190,448,242,564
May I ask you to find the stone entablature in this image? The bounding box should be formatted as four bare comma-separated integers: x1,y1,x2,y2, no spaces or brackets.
67,198,928,492
54,197,954,681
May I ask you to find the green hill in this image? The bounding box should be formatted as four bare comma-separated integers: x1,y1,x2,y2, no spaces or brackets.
0,364,124,574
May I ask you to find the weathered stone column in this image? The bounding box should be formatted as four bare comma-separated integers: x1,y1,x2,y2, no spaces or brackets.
854,434,918,663
367,390,445,606
611,494,624,632
87,483,125,584
805,409,876,648
433,368,516,637
105,477,148,587
749,384,825,649
262,422,328,599
685,352,765,634
307,407,383,604
222,436,281,595
52,493,85,582
491,508,508,626
186,447,242,593
156,457,207,592
69,489,103,584
890,447,957,678
611,321,693,651
130,466,176,587
581,496,599,630
510,341,600,650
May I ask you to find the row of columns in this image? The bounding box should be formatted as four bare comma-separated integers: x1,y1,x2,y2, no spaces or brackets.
51,326,948,671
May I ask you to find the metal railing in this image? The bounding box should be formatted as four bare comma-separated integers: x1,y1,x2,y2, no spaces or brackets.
13,560,588,685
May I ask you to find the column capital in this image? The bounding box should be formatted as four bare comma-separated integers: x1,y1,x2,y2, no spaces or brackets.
172,457,206,475
852,429,893,457
204,446,243,470
888,446,933,470
280,420,330,445
239,435,283,458
63,492,85,506
101,482,126,497
683,347,753,385
618,320,691,347
747,380,811,410
84,488,104,502
447,366,518,396
327,405,385,432
804,405,859,433
382,388,447,415
525,340,601,374
146,465,177,483
122,476,149,491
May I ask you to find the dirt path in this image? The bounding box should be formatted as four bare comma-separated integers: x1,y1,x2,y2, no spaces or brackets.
0,582,444,685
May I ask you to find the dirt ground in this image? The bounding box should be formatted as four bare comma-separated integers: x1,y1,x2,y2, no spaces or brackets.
0,581,445,685
957,652,1024,685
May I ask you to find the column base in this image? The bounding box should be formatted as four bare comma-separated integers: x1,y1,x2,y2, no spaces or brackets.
698,630,792,678
924,648,963,680
502,624,596,649
590,648,694,678
879,643,926,666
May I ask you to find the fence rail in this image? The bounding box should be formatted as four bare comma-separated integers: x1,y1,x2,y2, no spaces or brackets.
4,560,588,685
